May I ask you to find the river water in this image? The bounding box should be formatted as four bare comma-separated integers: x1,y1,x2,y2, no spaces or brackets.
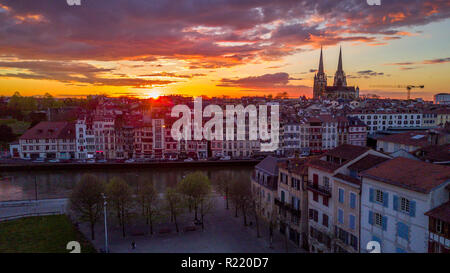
0,166,253,202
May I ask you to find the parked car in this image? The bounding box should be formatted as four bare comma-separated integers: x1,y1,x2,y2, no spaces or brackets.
220,156,231,161
97,159,107,163
87,159,96,163
184,158,194,162
48,159,60,163
125,159,135,163
32,158,45,163
115,159,125,163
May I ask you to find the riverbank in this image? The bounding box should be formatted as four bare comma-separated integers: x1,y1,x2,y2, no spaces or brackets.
0,159,260,172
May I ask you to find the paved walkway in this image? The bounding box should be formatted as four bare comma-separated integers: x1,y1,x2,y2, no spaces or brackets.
79,196,306,253
0,198,68,221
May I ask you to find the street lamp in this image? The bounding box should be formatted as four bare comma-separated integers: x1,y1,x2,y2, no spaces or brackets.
101,193,109,253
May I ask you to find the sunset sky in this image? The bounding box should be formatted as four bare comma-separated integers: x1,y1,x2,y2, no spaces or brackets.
0,0,449,100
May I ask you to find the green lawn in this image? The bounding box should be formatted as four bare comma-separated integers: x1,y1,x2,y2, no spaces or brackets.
0,215,97,253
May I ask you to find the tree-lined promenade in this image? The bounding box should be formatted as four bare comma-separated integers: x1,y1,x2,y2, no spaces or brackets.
69,172,305,253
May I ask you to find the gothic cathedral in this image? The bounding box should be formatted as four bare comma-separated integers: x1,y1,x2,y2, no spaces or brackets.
313,47,359,100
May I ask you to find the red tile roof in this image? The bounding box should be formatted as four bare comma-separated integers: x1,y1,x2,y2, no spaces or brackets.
307,158,342,173
425,201,450,223
377,131,430,147
20,121,75,140
278,158,309,176
348,154,390,172
333,173,361,186
361,157,450,193
325,144,370,161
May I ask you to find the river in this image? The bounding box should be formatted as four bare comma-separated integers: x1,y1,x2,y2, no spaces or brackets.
0,165,253,202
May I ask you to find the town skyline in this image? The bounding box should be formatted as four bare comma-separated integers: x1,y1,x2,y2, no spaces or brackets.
0,0,449,100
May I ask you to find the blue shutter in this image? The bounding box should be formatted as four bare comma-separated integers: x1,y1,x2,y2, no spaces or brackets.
339,189,344,203
281,190,285,203
396,247,406,253
350,193,356,209
393,195,399,211
350,215,355,230
372,235,381,243
368,211,373,225
409,201,416,217
369,188,374,203
338,209,343,224
397,222,409,241
382,216,388,231
383,192,389,208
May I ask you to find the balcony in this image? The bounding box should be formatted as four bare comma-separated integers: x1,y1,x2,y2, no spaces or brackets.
307,181,331,197
274,198,301,217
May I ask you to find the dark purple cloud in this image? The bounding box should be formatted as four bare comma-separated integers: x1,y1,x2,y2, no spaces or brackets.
0,0,448,74
0,60,176,87
217,72,310,95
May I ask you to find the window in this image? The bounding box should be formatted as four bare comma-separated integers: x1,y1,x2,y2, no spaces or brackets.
400,197,410,213
323,214,328,227
436,219,443,233
375,189,383,203
374,212,383,227
313,192,318,202
397,222,409,241
323,196,329,207
349,214,356,230
339,188,344,203
350,235,358,250
323,177,330,189
338,209,344,224
350,192,356,209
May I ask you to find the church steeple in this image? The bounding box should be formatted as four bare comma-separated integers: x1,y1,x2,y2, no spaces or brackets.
333,46,347,87
318,46,324,74
313,45,327,99
337,46,343,72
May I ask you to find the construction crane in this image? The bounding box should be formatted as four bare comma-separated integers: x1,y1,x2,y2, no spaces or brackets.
370,84,424,100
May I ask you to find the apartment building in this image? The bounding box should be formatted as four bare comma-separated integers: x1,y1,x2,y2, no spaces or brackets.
425,201,449,253
276,159,309,248
306,144,389,253
376,131,431,154
134,122,153,159
360,157,450,253
349,111,423,134
251,156,285,223
19,121,76,160
75,118,95,159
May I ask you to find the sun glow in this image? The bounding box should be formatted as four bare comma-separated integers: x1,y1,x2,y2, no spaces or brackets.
143,89,162,99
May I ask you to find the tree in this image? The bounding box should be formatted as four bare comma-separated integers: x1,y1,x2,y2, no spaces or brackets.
165,187,184,233
69,174,104,240
230,178,252,226
199,192,215,231
107,177,133,238
216,175,231,210
0,124,15,143
137,182,159,235
177,172,211,221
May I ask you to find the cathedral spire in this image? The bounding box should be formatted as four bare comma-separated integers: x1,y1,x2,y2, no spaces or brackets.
333,46,347,87
318,46,324,74
337,46,343,72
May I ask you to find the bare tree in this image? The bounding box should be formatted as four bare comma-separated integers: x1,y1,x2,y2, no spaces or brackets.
178,172,211,221
70,174,104,240
165,187,184,233
137,182,159,235
107,177,133,238
216,175,231,210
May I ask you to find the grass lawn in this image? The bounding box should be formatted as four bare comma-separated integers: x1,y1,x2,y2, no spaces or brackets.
0,215,97,253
